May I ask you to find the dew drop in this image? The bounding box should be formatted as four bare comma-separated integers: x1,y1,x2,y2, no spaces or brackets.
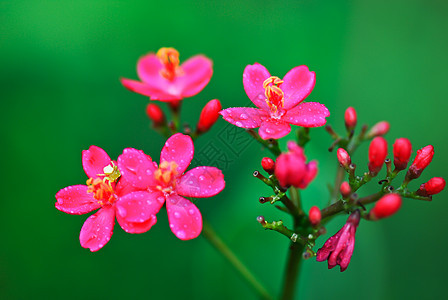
199,175,206,181
235,121,243,127
174,212,181,218
176,230,186,239
188,208,195,215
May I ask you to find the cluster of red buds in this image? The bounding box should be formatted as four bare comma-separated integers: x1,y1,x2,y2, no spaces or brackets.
254,105,444,274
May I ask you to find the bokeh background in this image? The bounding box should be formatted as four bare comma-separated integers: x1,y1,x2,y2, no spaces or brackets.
1,0,447,299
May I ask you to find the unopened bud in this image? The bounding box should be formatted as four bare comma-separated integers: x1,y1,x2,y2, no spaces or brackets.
340,181,351,198
146,103,165,126
368,137,388,175
406,145,434,179
370,194,402,220
256,215,266,224
308,206,321,226
261,157,275,174
393,138,412,171
417,177,446,196
197,99,222,133
367,121,390,138
344,107,357,131
337,148,351,169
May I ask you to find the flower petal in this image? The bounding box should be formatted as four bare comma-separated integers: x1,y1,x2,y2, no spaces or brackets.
55,185,101,215
258,119,291,140
82,145,111,179
115,191,164,234
281,66,315,109
338,234,356,272
121,78,182,101
243,63,270,110
136,53,164,84
178,55,213,97
177,167,225,198
79,206,115,252
297,161,318,189
116,214,157,234
283,102,330,127
118,148,158,190
166,194,202,240
160,133,194,174
219,107,268,128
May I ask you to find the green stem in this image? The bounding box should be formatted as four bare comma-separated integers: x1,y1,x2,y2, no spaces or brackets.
201,219,274,300
246,129,281,156
280,189,304,300
280,218,304,300
330,165,346,204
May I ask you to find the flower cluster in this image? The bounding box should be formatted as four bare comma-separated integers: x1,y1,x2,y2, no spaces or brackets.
56,48,225,251
55,134,225,251
57,47,445,300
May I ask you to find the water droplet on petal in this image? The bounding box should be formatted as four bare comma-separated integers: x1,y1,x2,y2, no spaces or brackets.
235,121,243,127
174,212,181,218
176,230,186,239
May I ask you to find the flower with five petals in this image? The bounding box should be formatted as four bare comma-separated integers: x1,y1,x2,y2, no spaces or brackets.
220,63,329,139
121,47,213,102
55,146,164,251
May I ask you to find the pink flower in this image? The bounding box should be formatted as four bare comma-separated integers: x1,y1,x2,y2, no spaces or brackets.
316,210,360,272
121,47,213,101
118,133,225,240
274,141,317,188
219,63,330,140
55,146,164,252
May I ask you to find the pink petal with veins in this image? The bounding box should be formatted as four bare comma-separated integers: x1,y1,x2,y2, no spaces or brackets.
82,145,111,179
219,107,268,128
160,133,194,174
118,148,158,190
177,167,225,198
258,119,291,140
55,185,101,215
178,55,213,97
166,194,202,240
243,63,271,110
79,206,115,252
281,66,315,109
283,102,329,127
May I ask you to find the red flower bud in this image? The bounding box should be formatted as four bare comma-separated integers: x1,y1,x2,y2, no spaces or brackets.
344,107,357,130
197,99,222,133
393,138,412,171
275,142,317,189
261,157,275,174
368,137,388,175
309,206,321,226
370,194,402,220
337,148,351,168
340,181,351,198
407,145,434,179
417,177,446,196
367,121,390,138
146,103,165,126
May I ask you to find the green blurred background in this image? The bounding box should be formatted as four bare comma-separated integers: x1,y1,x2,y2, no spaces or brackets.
1,0,447,299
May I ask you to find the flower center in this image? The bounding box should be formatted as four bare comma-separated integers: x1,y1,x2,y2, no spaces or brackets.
86,178,116,206
97,162,121,183
263,76,285,118
156,47,184,80
154,160,179,193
